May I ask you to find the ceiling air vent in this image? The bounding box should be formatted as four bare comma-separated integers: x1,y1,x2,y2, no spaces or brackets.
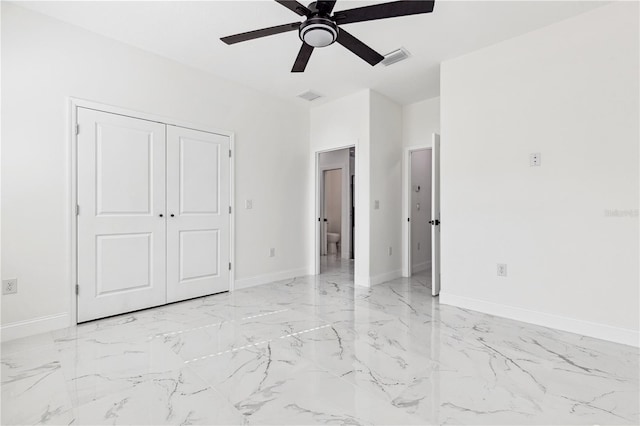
381,47,411,67
297,90,323,101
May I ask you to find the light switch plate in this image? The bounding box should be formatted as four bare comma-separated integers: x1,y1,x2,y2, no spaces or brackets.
497,264,507,277
374,200,380,210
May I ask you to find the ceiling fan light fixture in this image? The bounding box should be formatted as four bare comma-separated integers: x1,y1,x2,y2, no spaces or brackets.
299,17,338,48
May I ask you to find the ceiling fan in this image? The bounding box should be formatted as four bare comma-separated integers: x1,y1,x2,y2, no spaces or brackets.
220,0,435,72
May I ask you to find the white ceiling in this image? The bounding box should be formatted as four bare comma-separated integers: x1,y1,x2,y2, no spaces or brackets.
19,0,606,106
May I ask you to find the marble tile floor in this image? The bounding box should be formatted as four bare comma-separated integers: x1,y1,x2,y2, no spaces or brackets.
2,257,638,425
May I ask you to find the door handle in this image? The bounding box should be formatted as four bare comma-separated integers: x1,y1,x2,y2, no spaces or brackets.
159,214,164,218
170,214,175,217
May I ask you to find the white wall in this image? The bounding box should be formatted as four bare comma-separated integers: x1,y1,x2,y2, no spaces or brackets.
309,91,370,284
1,3,309,338
369,91,403,283
410,149,432,272
403,97,440,149
310,90,403,286
440,2,639,346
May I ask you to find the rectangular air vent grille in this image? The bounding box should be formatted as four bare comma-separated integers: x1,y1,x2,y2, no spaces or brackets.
381,47,411,67
297,90,322,101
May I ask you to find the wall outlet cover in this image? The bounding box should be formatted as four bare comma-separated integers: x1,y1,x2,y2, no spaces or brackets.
374,200,380,210
2,279,17,295
269,248,276,258
529,153,541,167
245,200,253,209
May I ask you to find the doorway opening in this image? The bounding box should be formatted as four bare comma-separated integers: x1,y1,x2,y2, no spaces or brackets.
409,148,432,277
316,147,355,274
405,134,441,296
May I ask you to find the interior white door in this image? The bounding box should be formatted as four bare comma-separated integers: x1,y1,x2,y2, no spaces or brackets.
431,133,441,296
166,125,230,302
77,108,167,322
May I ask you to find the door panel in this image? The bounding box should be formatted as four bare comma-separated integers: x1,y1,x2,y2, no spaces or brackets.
431,133,441,297
77,108,166,322
167,125,230,302
179,230,219,281
96,125,152,215
180,138,220,214
96,233,152,295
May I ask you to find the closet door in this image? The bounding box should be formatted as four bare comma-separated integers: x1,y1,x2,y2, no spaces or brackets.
166,125,230,302
77,108,167,322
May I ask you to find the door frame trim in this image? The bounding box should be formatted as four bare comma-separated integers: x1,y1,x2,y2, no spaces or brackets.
402,145,432,278
68,97,235,326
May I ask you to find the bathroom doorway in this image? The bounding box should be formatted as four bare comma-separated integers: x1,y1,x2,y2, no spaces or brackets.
316,147,355,274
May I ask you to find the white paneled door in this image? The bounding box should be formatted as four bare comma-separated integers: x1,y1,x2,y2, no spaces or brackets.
166,125,230,303
77,108,231,322
77,108,167,322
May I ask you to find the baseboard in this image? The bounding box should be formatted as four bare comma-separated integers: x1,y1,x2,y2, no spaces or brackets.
411,260,431,274
1,312,70,342
439,293,639,348
234,267,308,290
370,269,402,286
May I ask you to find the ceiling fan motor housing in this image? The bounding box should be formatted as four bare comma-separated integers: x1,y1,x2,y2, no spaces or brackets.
299,16,338,48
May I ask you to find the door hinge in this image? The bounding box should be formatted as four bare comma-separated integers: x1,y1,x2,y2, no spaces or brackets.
229,262,232,270
229,149,232,158
75,124,80,135
229,206,232,214
75,284,79,295
76,205,80,216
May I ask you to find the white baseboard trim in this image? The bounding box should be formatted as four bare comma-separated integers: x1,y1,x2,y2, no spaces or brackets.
1,312,70,342
439,293,639,348
234,268,308,291
370,269,402,286
411,260,431,274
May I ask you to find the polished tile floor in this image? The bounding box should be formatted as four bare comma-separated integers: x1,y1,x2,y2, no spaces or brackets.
2,257,639,425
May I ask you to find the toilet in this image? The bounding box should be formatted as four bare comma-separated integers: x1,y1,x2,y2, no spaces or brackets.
327,233,340,255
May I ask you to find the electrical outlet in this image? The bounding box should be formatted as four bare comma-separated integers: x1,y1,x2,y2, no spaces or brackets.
245,199,253,209
529,153,541,167
374,200,380,210
269,248,276,258
2,279,17,295
497,264,507,277
388,246,392,256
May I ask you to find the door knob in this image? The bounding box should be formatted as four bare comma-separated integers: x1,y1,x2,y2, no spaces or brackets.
170,214,175,217
159,214,164,218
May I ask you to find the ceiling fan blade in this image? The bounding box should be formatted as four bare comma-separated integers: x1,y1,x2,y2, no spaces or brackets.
275,0,313,17
333,0,435,25
336,29,384,66
292,43,314,72
221,22,300,45
315,0,337,15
